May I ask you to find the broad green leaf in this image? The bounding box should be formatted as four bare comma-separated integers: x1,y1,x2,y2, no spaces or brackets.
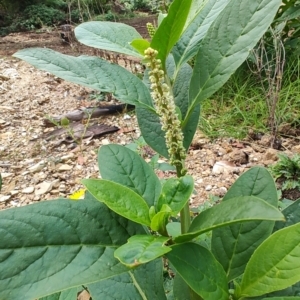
166,222,181,239
131,39,150,55
114,235,171,267
173,0,230,69
187,0,282,123
173,273,191,300
166,53,176,82
211,167,279,281
98,144,161,208
82,179,151,226
173,61,200,150
151,0,192,68
0,194,145,300
38,287,79,300
166,243,229,300
240,223,300,298
174,196,284,243
88,259,167,300
274,198,300,232
241,280,300,298
157,175,194,214
136,106,169,158
75,21,143,58
13,48,152,108
184,0,209,29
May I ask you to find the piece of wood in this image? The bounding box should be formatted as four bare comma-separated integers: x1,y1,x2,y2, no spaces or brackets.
40,122,119,143
44,104,134,127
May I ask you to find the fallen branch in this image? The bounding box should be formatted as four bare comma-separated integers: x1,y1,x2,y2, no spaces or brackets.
44,104,134,127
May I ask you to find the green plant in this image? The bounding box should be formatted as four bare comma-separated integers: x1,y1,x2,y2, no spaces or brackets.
270,153,300,191
244,0,300,144
47,108,94,154
3,0,300,299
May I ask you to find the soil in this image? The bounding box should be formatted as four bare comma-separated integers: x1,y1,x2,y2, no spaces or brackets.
0,17,300,212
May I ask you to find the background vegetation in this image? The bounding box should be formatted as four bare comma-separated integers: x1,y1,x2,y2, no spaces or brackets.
0,0,164,35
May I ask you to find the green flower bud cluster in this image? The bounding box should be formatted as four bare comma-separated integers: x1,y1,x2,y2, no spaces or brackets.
146,23,156,39
144,47,186,173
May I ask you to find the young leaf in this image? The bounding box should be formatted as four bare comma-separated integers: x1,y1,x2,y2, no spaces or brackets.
87,259,167,300
150,205,172,235
99,144,161,208
240,223,300,298
0,194,145,300
187,0,282,123
174,196,284,243
166,243,229,300
157,175,194,214
151,0,192,68
274,198,300,232
172,0,230,69
75,21,143,58
114,235,171,268
82,179,151,226
130,39,151,55
13,48,153,108
211,167,279,281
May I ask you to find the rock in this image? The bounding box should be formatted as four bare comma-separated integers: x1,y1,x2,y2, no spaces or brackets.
59,184,66,192
22,186,35,194
123,114,131,120
101,138,110,145
226,149,248,164
0,195,11,202
28,161,46,173
10,190,19,196
291,145,300,154
212,161,236,175
205,185,212,191
263,148,278,162
217,187,228,196
10,200,19,206
58,164,73,171
60,153,75,161
35,180,58,196
1,172,13,178
3,68,19,78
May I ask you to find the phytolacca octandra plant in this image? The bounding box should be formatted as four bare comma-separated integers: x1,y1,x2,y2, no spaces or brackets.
2,1,299,300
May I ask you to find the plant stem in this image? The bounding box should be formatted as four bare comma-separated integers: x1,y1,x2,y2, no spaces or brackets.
180,202,190,234
175,162,191,234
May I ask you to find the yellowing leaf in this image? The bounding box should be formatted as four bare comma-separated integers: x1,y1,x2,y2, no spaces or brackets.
69,189,86,200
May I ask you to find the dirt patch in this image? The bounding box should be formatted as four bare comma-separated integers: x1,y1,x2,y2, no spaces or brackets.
0,18,299,211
